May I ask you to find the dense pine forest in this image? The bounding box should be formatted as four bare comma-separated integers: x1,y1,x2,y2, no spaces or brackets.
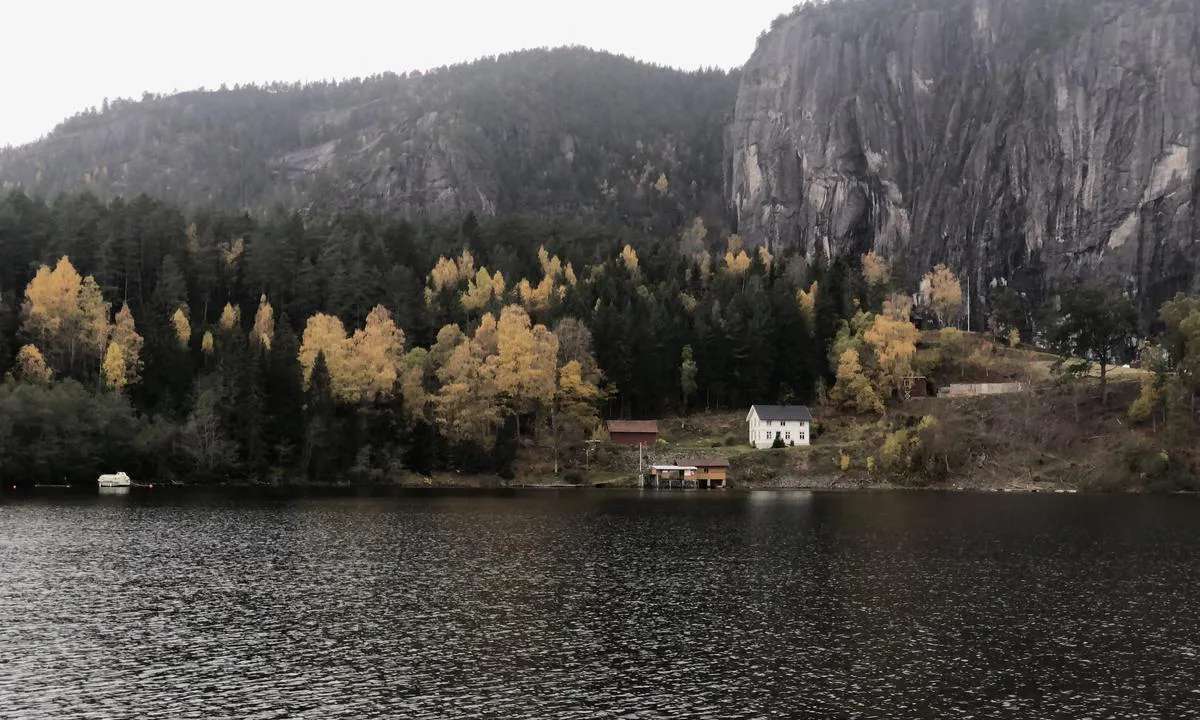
0,190,841,484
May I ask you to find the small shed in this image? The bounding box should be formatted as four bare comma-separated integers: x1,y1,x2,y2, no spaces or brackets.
900,375,930,401
607,420,659,446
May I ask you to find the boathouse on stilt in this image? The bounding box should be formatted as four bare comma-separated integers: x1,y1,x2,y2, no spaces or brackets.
644,458,729,489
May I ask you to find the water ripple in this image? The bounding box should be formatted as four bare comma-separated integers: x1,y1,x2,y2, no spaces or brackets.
1,491,1198,718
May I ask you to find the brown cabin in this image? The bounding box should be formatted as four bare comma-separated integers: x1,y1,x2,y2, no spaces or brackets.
688,458,730,487
607,420,659,446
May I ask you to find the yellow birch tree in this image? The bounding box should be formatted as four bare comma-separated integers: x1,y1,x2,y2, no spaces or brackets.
251,296,274,350
863,314,920,398
21,256,111,376
102,342,128,390
219,303,241,332
172,306,192,349
107,303,144,388
924,265,963,327
14,345,53,384
829,348,884,414
862,251,891,286
349,305,406,402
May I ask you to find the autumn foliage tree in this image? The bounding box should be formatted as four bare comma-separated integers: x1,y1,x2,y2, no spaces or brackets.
490,305,558,433
433,321,502,448
103,304,144,391
830,348,884,414
251,296,274,350
298,305,406,404
863,314,920,398
171,306,192,349
923,264,963,328
21,257,110,378
551,360,601,474
862,252,891,287
14,345,53,384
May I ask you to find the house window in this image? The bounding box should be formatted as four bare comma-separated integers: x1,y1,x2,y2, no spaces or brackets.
780,421,786,426
785,432,791,440
798,432,806,441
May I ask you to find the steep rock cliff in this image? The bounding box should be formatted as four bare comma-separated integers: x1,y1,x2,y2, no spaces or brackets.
730,0,1200,318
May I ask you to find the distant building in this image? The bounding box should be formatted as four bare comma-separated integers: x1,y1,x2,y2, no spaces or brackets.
606,420,659,446
940,382,1028,398
901,375,931,401
646,457,729,489
746,405,813,449
687,457,730,487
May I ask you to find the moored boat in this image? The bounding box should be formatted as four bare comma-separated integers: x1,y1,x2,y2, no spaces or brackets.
97,472,132,488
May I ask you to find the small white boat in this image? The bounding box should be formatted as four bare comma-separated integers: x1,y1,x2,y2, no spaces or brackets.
97,472,132,488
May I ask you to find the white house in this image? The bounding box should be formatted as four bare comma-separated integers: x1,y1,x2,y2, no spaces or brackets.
746,405,813,449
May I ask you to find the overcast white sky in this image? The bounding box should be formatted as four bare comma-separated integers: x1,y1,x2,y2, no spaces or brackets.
2,0,793,147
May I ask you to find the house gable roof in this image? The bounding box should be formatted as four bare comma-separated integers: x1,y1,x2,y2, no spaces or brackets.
748,405,814,422
607,420,659,434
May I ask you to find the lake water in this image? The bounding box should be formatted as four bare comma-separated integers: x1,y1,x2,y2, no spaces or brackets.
2,489,1199,719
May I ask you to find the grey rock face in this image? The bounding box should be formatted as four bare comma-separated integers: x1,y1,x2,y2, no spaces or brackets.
729,0,1200,318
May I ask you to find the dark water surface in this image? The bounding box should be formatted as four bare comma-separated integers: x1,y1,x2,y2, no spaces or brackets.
2,490,1199,719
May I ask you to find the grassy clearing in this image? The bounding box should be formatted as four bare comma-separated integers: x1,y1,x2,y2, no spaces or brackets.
505,332,1195,492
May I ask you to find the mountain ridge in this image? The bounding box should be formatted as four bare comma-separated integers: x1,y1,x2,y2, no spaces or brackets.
4,2,1199,320
0,47,738,236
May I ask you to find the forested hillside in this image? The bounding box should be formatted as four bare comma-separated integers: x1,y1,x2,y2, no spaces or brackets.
2,190,1197,487
0,48,738,237
0,192,837,484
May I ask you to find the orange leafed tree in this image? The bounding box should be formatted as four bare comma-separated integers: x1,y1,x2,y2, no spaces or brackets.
14,344,53,384
218,303,241,332
104,303,144,390
462,268,506,312
102,342,128,390
433,320,502,446
299,306,406,404
829,348,884,414
251,296,274,350
490,306,558,423
924,264,963,327
299,313,351,392
620,245,639,274
864,314,920,398
723,250,752,275
862,252,891,286
349,305,406,402
21,256,111,377
172,306,192,349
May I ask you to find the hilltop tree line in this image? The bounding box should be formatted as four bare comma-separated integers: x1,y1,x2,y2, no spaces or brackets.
0,48,737,239
2,190,1196,484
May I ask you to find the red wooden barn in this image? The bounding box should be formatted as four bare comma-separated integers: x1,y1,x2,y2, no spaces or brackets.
606,420,659,446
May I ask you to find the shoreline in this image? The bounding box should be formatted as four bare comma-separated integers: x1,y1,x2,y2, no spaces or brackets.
6,476,1191,495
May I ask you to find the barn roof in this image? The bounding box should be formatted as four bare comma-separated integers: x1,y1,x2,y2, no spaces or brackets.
749,405,814,422
607,420,659,434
